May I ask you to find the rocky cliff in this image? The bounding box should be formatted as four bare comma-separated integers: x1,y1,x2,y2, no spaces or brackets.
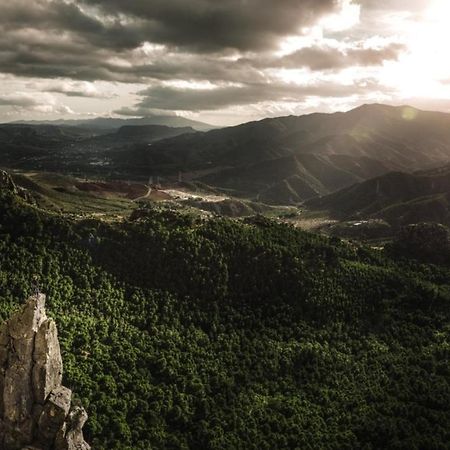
0,294,90,450
0,170,18,194
0,170,34,204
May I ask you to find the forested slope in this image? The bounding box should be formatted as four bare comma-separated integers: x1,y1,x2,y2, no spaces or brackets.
306,164,450,226
0,190,450,449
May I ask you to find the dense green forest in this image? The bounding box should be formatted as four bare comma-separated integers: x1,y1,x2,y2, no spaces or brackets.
1,189,450,449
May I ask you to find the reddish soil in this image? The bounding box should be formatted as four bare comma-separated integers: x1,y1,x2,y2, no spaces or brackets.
147,190,172,201
75,181,148,199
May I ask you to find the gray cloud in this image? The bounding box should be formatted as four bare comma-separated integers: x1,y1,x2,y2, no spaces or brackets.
45,82,117,99
0,94,40,107
0,0,348,84
0,93,73,116
47,89,108,98
0,0,405,85
272,42,406,70
0,0,416,121
117,78,385,113
77,0,340,52
359,0,430,12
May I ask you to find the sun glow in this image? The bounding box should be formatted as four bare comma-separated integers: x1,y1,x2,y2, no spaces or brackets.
382,0,450,99
319,0,361,32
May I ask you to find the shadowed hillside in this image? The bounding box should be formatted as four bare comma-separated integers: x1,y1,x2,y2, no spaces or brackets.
117,104,450,203
306,164,450,226
3,104,450,204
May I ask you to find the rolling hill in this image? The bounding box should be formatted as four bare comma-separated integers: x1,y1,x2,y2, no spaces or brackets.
3,104,450,204
306,164,450,226
0,123,196,174
134,104,450,203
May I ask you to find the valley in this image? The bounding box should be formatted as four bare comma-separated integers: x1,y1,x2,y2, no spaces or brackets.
2,104,450,449
4,103,450,242
1,164,450,449
3,104,450,209
4,1,450,448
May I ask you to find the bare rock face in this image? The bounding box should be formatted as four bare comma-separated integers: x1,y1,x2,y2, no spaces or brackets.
0,295,90,450
0,170,18,194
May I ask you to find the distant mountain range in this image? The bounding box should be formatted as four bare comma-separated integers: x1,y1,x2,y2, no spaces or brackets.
12,115,215,132
137,104,450,203
3,104,450,205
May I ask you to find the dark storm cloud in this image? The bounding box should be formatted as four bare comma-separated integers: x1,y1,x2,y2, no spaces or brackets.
0,0,411,116
110,40,405,83
0,0,347,82
0,0,341,61
0,0,341,58
117,79,384,113
47,89,100,98
77,0,340,52
46,84,116,98
0,0,143,51
271,43,406,70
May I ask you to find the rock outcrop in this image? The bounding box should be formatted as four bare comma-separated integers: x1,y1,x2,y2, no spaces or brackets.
0,294,90,450
0,169,35,204
0,170,18,194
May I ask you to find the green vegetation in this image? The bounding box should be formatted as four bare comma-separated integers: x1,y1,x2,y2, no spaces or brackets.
8,171,136,217
388,222,450,265
325,219,392,241
1,189,450,449
306,166,450,228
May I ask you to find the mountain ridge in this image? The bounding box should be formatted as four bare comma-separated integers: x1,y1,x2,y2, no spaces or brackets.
306,164,450,226
10,115,215,132
3,104,450,204
140,103,450,203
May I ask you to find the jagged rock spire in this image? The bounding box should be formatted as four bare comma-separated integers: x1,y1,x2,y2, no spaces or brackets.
0,294,90,450
0,170,18,194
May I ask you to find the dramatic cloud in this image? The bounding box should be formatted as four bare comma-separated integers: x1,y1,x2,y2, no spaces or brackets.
77,0,340,52
0,0,449,125
270,42,405,70
0,92,74,116
0,0,343,81
45,81,117,98
119,78,385,113
0,94,41,108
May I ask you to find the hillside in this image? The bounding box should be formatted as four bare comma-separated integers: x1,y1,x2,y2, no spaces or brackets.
1,178,450,448
82,124,196,153
3,104,450,204
3,104,450,205
0,123,196,175
0,169,282,220
200,153,393,204
306,164,450,226
90,104,450,203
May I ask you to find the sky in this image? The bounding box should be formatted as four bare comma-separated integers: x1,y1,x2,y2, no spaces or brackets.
1,0,450,126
